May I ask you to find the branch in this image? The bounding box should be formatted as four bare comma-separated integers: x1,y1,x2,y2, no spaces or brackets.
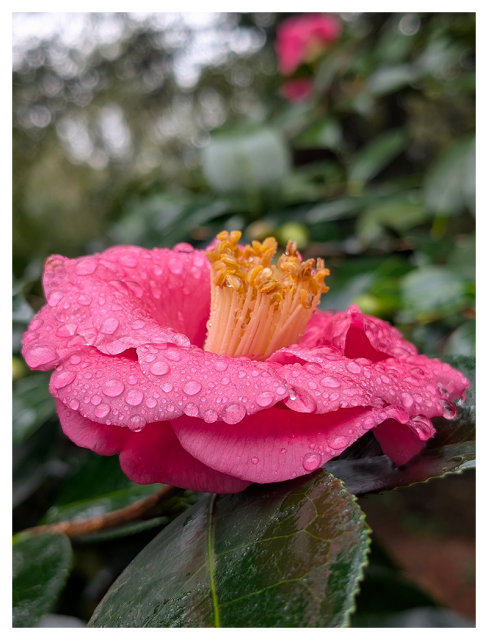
22,485,176,538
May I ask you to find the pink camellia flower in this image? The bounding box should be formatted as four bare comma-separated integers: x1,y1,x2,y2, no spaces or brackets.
280,78,314,103
22,231,469,494
276,13,342,76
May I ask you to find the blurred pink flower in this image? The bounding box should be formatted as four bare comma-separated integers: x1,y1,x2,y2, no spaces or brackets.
22,234,469,493
276,13,342,75
280,78,314,102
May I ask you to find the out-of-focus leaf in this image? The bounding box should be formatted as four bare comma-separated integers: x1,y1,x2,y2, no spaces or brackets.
42,484,164,525
13,280,35,352
348,130,408,190
326,356,475,495
399,266,471,321
444,321,475,356
304,197,365,223
36,614,86,627
294,118,342,149
89,471,370,628
366,65,419,96
447,235,476,280
75,516,170,544
13,372,55,447
13,533,72,628
202,126,291,196
356,198,428,246
424,137,475,215
353,607,475,628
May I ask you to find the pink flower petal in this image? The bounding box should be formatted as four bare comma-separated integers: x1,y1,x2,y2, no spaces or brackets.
373,418,429,466
300,306,417,359
56,400,249,493
24,245,211,371
172,405,413,484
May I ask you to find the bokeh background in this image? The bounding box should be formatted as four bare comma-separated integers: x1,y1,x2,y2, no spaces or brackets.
13,12,475,626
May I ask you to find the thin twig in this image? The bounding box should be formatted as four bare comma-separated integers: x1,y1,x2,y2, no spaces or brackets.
21,485,176,538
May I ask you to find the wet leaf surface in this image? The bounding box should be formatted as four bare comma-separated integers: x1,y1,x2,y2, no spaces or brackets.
13,533,72,628
89,470,370,628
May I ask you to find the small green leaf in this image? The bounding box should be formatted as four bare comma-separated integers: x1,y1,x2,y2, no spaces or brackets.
444,321,475,357
202,126,291,195
348,130,408,190
326,356,475,494
13,533,72,628
13,372,56,447
399,266,471,321
89,471,370,628
366,65,419,96
424,137,475,216
42,484,164,525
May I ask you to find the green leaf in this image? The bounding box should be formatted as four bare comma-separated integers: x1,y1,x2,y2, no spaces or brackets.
294,118,342,150
42,484,164,525
399,266,471,321
13,372,56,447
348,130,408,191
366,65,419,96
75,517,170,543
424,137,475,216
326,356,475,495
444,321,475,357
356,197,428,246
202,126,291,196
13,533,72,628
89,471,370,628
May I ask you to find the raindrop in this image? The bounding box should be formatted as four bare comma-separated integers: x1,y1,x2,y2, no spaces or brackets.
251,456,259,464
90,394,102,406
94,404,110,418
320,376,340,388
162,382,173,393
69,399,80,410
129,415,146,431
346,361,361,374
256,391,274,407
183,381,202,396
401,392,414,408
441,400,457,419
75,259,97,275
150,361,170,376
203,409,218,423
47,290,64,307
24,343,58,368
302,452,322,471
184,403,199,417
280,448,286,454
169,257,183,274
77,294,92,306
56,324,78,337
52,370,76,390
145,397,157,408
329,435,350,450
99,317,120,335
125,389,144,406
214,360,228,372
221,402,246,424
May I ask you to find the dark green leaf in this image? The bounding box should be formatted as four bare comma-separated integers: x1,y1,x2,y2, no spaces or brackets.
326,356,475,494
75,517,170,543
42,484,164,525
89,471,370,628
356,198,428,246
13,533,72,628
424,137,475,216
348,129,408,190
13,372,56,447
366,65,419,96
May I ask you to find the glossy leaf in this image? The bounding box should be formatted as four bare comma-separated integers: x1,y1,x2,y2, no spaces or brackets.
348,130,408,190
89,471,370,628
326,356,475,495
444,321,475,357
13,533,72,628
42,484,164,525
13,372,56,447
424,137,475,216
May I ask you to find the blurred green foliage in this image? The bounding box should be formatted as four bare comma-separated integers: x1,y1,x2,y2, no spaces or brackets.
12,12,475,626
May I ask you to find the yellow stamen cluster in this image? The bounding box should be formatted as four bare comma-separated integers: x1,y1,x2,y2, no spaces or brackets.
204,230,329,360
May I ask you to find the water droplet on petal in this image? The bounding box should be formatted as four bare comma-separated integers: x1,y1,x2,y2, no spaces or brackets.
150,361,170,376
94,404,110,418
69,355,82,365
131,319,145,329
251,456,259,464
221,402,246,424
214,359,228,372
24,343,59,368
169,257,183,274
162,382,173,393
56,324,78,337
256,391,275,407
77,294,92,306
90,394,102,406
320,376,340,388
183,403,199,417
102,380,125,398
280,448,286,454
441,399,457,419
329,435,350,450
302,452,322,471
75,259,97,275
183,380,202,396
346,361,361,374
125,389,144,406
401,392,414,408
52,370,76,390
129,415,146,431
69,399,79,410
203,409,218,423
47,290,64,307
99,317,119,335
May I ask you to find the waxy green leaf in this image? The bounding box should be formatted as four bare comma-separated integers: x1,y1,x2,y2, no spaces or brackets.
13,533,72,628
89,470,370,628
